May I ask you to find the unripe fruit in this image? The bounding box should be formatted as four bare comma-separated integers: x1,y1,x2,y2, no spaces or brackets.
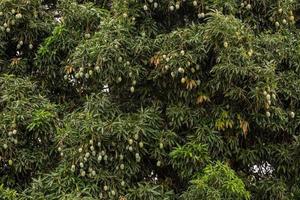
80,162,84,168
282,19,287,25
156,160,161,167
117,77,122,83
128,146,133,151
111,190,116,196
134,134,139,140
80,170,86,177
103,155,108,161
139,142,144,148
154,2,158,8
29,44,33,49
78,148,83,153
171,72,176,78
98,155,102,162
290,111,295,118
95,66,100,72
178,67,185,73
3,144,8,149
91,170,96,176
71,165,76,172
120,163,125,170
223,41,228,48
143,5,148,11
266,94,271,100
128,139,134,145
58,147,62,152
246,4,251,10
278,8,283,13
193,1,197,6
132,80,137,85
89,70,93,76
169,6,174,11
104,185,108,191
164,65,169,70
175,4,180,10
6,28,10,33
8,160,13,166
275,21,280,27
266,111,271,118
180,50,185,55
119,154,124,160
130,86,135,93
159,143,164,149
118,56,123,62
85,33,91,38
197,13,205,19
121,181,125,186
181,77,186,84
263,91,268,96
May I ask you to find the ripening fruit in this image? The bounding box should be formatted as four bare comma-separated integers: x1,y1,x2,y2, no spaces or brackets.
266,111,271,118
290,111,295,119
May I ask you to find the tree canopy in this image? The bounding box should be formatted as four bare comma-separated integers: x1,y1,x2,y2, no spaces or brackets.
0,0,300,199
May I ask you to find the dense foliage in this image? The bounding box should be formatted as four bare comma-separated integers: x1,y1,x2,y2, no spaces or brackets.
1,0,300,199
